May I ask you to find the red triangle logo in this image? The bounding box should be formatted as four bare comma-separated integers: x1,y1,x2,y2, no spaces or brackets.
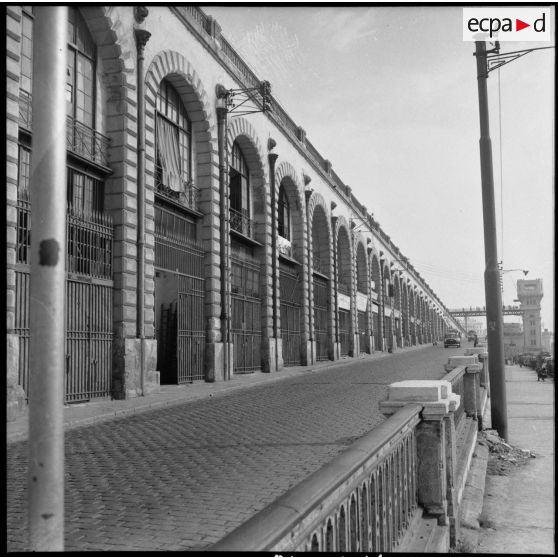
516,19,530,31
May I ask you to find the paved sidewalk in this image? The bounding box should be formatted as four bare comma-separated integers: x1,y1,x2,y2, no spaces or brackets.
478,364,554,554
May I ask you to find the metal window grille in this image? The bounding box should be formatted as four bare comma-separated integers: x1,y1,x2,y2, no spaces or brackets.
231,252,261,373
339,309,350,356
154,203,205,383
279,261,302,366
313,274,330,361
229,207,254,238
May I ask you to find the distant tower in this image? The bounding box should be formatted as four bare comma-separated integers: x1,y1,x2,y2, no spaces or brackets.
517,279,543,352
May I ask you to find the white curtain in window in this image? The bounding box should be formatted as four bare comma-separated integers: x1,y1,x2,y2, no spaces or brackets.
156,117,181,191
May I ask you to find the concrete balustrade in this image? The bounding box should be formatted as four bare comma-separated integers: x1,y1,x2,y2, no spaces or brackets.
444,354,478,372
213,377,486,553
380,380,460,536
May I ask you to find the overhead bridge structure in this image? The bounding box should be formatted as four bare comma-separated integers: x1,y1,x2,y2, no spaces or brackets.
450,305,524,318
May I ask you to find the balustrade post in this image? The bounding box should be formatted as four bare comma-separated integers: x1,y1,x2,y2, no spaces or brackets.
463,365,482,424
479,351,490,393
380,380,461,528
416,405,448,524
444,396,460,546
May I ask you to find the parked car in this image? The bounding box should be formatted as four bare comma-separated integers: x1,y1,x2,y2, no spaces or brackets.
444,335,461,348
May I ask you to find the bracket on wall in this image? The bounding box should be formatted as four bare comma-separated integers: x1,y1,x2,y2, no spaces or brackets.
217,80,272,117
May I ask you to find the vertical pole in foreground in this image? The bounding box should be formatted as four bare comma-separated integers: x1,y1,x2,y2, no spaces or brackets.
28,6,68,550
474,40,508,441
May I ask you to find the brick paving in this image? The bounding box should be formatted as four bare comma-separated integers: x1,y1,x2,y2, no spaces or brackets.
7,345,452,552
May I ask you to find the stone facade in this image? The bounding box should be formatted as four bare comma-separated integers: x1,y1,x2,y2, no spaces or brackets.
5,6,461,416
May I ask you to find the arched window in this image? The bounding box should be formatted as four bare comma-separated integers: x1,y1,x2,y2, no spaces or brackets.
277,184,290,240
156,79,192,202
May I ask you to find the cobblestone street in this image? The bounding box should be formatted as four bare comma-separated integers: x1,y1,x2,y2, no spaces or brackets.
7,346,450,552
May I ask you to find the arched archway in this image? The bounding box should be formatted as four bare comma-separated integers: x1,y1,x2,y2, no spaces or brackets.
393,275,402,348
370,254,382,351
409,288,416,345
277,169,305,366
382,263,394,351
336,224,353,357
145,51,215,384
355,242,371,354
401,282,409,346
226,125,267,374
13,6,140,401
308,195,333,361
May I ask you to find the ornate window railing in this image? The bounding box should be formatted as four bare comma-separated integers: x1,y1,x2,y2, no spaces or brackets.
313,254,328,275
213,404,422,553
338,282,350,296
155,165,200,212
18,94,110,168
66,117,110,168
229,207,254,238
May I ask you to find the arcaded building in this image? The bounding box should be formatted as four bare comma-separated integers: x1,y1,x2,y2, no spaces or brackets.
6,6,461,414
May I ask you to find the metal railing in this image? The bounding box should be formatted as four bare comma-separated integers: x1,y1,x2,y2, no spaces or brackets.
213,404,421,552
18,92,110,167
229,207,254,238
338,282,350,296
66,117,110,167
155,165,200,212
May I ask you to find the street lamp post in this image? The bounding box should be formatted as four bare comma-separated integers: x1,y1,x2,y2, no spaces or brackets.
474,40,508,441
473,39,554,440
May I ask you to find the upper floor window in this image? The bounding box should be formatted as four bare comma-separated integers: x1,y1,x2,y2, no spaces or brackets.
67,167,104,214
156,79,192,200
230,142,249,214
229,141,253,238
20,9,33,94
277,184,290,240
67,7,95,128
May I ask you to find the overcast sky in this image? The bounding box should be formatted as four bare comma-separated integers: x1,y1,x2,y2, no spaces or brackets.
204,5,555,330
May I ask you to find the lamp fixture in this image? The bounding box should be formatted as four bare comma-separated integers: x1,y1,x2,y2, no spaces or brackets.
217,80,272,117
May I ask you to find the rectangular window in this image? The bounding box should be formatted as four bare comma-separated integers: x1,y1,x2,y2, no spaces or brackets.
17,144,32,264
230,171,242,213
75,53,94,127
18,144,31,194
179,128,190,181
20,13,33,93
278,198,290,240
66,48,75,115
67,168,103,214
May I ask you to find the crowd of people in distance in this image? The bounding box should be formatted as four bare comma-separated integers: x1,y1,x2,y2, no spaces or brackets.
514,352,553,382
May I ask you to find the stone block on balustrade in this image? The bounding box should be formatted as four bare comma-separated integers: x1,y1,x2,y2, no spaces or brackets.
444,355,478,372
389,380,448,401
380,380,457,418
465,363,482,373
